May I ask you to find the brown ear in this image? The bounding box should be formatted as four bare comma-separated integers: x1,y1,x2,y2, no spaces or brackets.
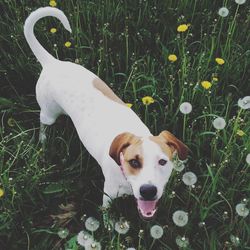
109,132,140,165
159,131,189,160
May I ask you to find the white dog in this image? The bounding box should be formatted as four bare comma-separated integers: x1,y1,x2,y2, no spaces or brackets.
24,7,188,219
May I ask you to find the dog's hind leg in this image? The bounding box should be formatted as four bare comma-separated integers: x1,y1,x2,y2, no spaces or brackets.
38,108,62,163
38,100,65,165
39,110,55,143
39,122,47,144
38,104,63,143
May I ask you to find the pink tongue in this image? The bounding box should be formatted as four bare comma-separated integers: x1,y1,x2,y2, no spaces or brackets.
137,199,157,214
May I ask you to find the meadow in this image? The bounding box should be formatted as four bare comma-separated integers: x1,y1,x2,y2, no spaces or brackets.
0,0,250,249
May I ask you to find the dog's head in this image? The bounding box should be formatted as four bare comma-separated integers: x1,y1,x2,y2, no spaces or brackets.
109,131,188,220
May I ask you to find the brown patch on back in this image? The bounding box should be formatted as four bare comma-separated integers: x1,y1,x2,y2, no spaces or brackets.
150,131,189,160
109,132,143,176
93,78,125,106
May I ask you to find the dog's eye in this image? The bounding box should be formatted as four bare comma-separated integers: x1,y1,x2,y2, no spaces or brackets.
129,159,141,168
159,159,167,166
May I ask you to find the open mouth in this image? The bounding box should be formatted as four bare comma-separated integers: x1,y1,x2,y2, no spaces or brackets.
136,199,158,219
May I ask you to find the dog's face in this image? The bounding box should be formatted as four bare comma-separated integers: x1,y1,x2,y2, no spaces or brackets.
109,131,188,219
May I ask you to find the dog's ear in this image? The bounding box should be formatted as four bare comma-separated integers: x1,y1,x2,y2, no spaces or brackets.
109,132,139,165
159,131,189,160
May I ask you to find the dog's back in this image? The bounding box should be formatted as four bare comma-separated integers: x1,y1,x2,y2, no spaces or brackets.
24,7,151,164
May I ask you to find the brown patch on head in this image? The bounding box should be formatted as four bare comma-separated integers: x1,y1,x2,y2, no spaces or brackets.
93,78,126,106
150,136,174,160
123,143,143,176
150,131,189,160
109,132,143,176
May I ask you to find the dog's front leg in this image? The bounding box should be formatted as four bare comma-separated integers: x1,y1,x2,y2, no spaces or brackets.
102,178,128,228
101,183,118,228
101,176,133,227
102,177,132,207
102,193,113,208
39,122,47,144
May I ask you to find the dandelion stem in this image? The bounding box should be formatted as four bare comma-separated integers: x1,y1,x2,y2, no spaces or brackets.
183,114,187,139
224,4,239,57
145,105,148,125
186,186,192,210
117,233,120,250
138,235,142,250
219,193,233,225
25,230,30,250
226,109,242,147
191,0,197,23
132,81,137,103
124,65,135,93
204,226,210,246
125,28,129,72
149,239,155,250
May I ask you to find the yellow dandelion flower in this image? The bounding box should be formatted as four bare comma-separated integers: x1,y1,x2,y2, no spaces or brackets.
177,24,189,32
0,188,4,198
50,28,57,33
49,0,57,7
212,77,218,81
168,54,177,62
126,103,133,108
201,81,212,90
215,58,225,65
142,96,155,106
236,130,245,136
64,41,72,48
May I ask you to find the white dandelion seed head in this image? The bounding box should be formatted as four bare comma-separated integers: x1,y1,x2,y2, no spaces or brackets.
174,161,185,172
213,117,226,130
85,241,102,250
246,154,250,165
198,221,206,227
182,171,197,186
150,225,164,239
57,228,69,239
176,235,189,248
218,7,229,17
126,248,136,250
169,191,176,198
172,210,189,227
138,229,144,238
77,231,93,247
238,96,250,109
235,0,246,4
85,217,100,232
115,220,130,234
235,203,249,217
172,152,187,172
180,102,192,114
173,153,187,172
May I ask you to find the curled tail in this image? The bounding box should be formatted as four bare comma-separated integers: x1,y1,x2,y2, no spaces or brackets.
24,7,72,66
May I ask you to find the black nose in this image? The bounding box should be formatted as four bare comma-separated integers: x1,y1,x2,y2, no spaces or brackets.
140,184,157,200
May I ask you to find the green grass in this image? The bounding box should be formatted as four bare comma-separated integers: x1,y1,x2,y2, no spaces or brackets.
0,0,250,249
